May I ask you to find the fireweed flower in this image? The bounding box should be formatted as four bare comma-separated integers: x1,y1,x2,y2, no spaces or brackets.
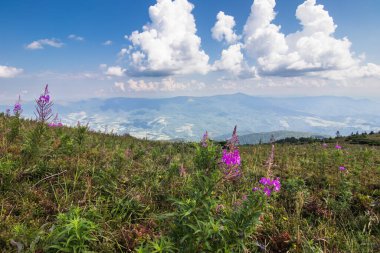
335,144,342,149
253,177,281,197
339,166,346,171
35,84,53,122
201,131,209,147
221,126,241,181
263,187,271,197
222,149,241,166
13,95,22,116
48,113,63,127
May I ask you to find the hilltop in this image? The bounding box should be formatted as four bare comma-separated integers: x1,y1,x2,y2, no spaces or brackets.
0,114,379,252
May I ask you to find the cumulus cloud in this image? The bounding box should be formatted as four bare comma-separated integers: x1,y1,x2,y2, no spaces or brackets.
105,66,126,77
26,38,64,50
212,0,380,80
213,44,244,75
126,0,210,76
0,65,23,78
103,40,113,46
243,0,378,77
211,11,239,44
68,34,84,41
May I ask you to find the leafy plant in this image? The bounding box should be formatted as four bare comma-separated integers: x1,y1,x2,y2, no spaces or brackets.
45,207,99,253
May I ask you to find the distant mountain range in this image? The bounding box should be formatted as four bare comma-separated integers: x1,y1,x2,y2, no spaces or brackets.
1,93,379,141
215,131,328,145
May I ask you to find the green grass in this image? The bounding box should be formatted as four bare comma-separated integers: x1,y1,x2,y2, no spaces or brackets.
0,114,379,252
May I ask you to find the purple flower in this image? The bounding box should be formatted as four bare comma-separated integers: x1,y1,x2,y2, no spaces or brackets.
259,177,269,185
263,187,271,197
35,84,53,122
201,131,208,147
272,178,281,192
254,177,281,196
48,113,62,127
222,149,241,166
13,95,22,115
252,187,259,192
39,95,50,103
220,126,242,181
339,166,346,171
226,125,239,149
335,145,342,149
322,143,328,148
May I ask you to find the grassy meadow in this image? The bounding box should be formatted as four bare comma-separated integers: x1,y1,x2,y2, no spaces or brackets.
0,113,379,252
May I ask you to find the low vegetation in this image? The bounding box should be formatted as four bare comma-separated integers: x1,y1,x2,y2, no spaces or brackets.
0,87,379,252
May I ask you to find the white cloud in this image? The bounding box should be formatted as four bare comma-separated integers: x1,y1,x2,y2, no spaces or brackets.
212,0,380,81
211,11,239,44
126,0,210,76
68,34,84,41
105,66,126,77
103,40,113,46
127,79,158,91
118,47,132,58
26,38,64,50
213,44,244,75
316,63,380,80
0,65,23,78
114,81,126,91
242,0,378,78
122,77,205,92
161,77,189,91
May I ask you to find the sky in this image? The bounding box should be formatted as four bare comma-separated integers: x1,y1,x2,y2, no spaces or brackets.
1,0,380,103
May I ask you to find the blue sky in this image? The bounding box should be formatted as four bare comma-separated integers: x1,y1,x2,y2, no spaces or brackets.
1,0,380,102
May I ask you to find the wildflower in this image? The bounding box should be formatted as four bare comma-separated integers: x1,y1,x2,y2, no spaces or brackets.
272,178,281,192
48,113,63,127
226,125,239,149
222,149,241,166
263,187,271,197
335,144,342,149
13,95,22,116
221,126,241,181
259,177,270,185
254,177,281,197
201,131,208,147
322,143,328,148
35,84,53,122
339,166,346,171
